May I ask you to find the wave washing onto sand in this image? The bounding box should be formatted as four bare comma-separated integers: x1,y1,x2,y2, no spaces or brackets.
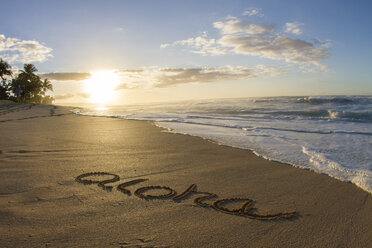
75,96,372,193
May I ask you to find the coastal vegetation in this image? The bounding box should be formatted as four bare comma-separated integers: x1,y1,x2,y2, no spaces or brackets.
0,58,54,104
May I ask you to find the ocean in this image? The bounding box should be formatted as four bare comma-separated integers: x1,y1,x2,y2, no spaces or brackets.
74,96,372,194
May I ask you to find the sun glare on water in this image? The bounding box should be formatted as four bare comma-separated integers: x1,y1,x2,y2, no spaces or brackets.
84,70,121,104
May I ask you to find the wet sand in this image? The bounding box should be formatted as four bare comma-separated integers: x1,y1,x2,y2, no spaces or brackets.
0,102,371,247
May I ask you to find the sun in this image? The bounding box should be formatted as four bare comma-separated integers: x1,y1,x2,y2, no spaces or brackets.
84,70,121,104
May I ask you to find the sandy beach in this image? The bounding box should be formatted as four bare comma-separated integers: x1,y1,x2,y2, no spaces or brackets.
0,102,371,248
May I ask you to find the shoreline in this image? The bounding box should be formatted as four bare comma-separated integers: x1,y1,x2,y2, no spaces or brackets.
77,107,372,195
0,103,371,247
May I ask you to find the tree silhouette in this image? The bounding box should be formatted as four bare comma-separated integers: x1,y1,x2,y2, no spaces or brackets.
11,63,54,104
42,78,53,94
41,79,54,104
0,58,54,104
0,58,12,99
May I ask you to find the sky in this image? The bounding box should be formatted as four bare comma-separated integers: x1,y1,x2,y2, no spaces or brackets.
1,0,371,105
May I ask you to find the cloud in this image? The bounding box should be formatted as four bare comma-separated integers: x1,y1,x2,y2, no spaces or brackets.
116,69,144,73
39,72,91,81
112,27,125,33
161,18,330,70
160,32,229,55
285,22,303,35
114,65,283,89
115,70,144,90
48,64,283,93
115,83,139,90
213,19,274,35
219,35,330,69
54,93,90,100
0,34,53,63
155,66,255,87
242,8,264,17
160,43,170,48
77,92,90,98
313,38,332,48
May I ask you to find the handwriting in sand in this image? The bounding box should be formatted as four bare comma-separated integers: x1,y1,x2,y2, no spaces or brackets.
75,172,297,220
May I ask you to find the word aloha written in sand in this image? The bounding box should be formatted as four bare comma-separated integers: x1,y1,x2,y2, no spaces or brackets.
75,172,297,220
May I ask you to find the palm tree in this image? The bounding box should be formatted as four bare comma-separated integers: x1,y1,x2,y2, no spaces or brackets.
0,58,12,81
41,78,53,95
0,58,12,99
11,63,54,104
20,64,38,77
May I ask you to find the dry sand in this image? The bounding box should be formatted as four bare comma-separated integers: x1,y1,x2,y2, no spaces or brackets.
0,102,371,248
